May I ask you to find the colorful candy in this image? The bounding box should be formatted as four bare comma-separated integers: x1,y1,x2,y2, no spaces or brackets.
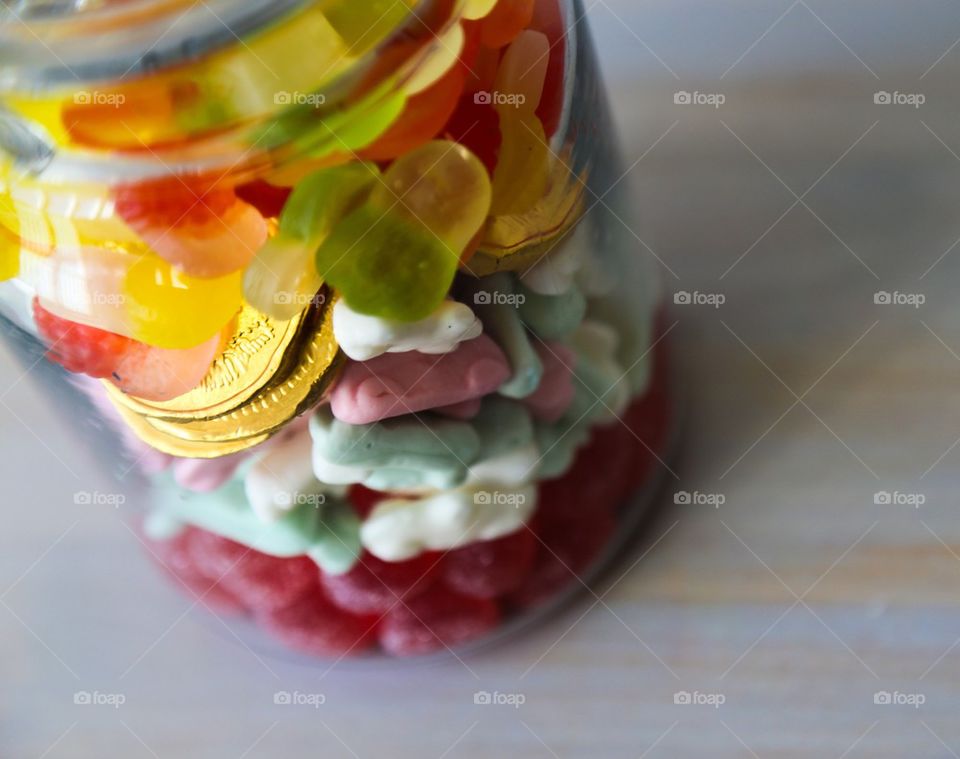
244,163,377,320
332,298,482,361
315,140,492,321
329,333,510,424
114,175,268,279
0,0,670,660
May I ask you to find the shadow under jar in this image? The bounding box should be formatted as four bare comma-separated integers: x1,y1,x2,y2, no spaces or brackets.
0,0,673,659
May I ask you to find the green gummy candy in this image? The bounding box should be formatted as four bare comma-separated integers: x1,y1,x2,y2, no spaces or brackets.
517,282,587,341
151,476,359,572
315,204,459,321
472,397,535,460
281,163,378,244
310,407,481,472
306,501,361,575
464,273,543,398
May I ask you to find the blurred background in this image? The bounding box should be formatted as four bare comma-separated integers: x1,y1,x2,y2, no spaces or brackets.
4,1,960,756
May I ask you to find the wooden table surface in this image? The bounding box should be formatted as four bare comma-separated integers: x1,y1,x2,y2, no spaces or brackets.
4,3,960,757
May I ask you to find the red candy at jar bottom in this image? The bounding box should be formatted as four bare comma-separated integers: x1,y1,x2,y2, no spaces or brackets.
145,343,674,659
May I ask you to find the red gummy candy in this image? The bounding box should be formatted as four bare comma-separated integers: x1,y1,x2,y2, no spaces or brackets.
347,484,391,519
114,174,236,229
508,511,616,610
378,586,500,656
186,531,319,613
441,529,536,599
33,298,136,379
148,528,246,614
235,179,292,218
479,0,535,48
531,0,566,137
321,550,440,615
359,60,466,161
442,96,501,174
257,591,377,657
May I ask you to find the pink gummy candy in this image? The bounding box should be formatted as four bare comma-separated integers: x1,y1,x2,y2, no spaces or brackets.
329,334,511,424
434,398,483,419
523,342,576,422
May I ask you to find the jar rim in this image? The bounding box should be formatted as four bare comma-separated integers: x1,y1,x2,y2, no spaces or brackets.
0,0,458,182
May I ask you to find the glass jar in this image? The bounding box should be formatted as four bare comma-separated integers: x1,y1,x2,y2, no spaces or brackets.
0,0,673,659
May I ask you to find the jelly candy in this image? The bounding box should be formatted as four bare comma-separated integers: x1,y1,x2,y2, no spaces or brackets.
359,65,466,161
493,30,550,112
321,550,440,615
530,0,568,137
490,111,549,216
436,398,483,419
508,511,616,610
151,477,361,575
257,590,377,657
463,0,499,20
33,298,221,401
378,586,500,656
324,0,417,53
310,407,481,492
187,531,320,613
468,397,537,482
329,333,510,424
522,342,575,422
516,281,587,339
441,529,536,599
347,485,389,520
244,163,376,320
441,95,502,174
33,298,139,379
244,426,348,523
359,482,537,561
148,527,246,614
332,298,481,361
461,273,543,398
479,0,535,48
234,180,291,219
315,141,491,321
124,254,242,349
114,175,268,278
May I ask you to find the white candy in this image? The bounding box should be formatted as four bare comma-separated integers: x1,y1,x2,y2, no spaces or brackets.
521,222,588,295
332,299,482,361
360,483,537,561
245,428,346,522
571,320,631,421
466,443,540,486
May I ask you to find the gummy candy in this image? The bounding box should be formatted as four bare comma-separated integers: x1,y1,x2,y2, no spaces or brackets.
530,0,568,137
315,141,491,321
462,273,543,398
321,550,440,615
378,586,500,656
310,407,481,492
114,175,268,278
257,590,377,657
244,163,377,320
479,0,536,48
234,180,291,219
329,333,510,424
359,65,466,161
187,531,320,613
332,298,482,362
148,527,246,615
490,112,549,216
494,30,550,112
33,298,221,401
523,342,576,422
441,529,536,599
359,482,536,561
441,95,502,174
